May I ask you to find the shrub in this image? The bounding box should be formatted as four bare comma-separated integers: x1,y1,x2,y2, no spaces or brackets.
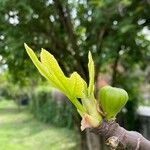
30,84,75,128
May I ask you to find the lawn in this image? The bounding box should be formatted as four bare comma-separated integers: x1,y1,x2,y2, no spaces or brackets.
0,100,79,150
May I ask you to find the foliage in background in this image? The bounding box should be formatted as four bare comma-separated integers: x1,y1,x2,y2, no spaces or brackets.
0,100,79,150
0,73,75,129
0,72,29,100
29,85,75,128
0,0,150,130
116,70,144,130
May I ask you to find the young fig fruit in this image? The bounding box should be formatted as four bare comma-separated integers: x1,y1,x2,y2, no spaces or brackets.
98,85,128,120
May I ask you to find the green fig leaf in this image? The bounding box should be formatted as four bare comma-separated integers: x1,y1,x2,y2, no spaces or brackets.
25,44,87,112
88,51,95,97
40,48,68,93
24,44,54,85
69,72,87,98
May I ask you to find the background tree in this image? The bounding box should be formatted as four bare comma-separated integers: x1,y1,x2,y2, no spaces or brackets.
0,0,150,149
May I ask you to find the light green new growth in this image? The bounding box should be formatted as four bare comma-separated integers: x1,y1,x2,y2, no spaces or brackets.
25,43,128,130
88,51,95,97
25,43,87,113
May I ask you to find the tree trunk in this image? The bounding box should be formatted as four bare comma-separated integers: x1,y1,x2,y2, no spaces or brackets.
79,122,102,150
111,48,120,86
85,129,101,150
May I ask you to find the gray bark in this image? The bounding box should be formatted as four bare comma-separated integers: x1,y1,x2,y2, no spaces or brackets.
92,120,150,150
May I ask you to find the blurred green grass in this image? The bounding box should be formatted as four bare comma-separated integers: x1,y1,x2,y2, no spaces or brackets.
0,100,79,150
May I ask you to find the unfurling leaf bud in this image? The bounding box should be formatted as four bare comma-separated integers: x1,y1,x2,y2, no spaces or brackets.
98,85,128,120
80,114,100,131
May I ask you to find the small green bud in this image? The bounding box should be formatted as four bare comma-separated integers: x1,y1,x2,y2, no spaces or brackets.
98,85,128,120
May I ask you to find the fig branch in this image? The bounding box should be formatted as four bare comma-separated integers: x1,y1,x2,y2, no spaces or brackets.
92,121,150,150
24,44,150,150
